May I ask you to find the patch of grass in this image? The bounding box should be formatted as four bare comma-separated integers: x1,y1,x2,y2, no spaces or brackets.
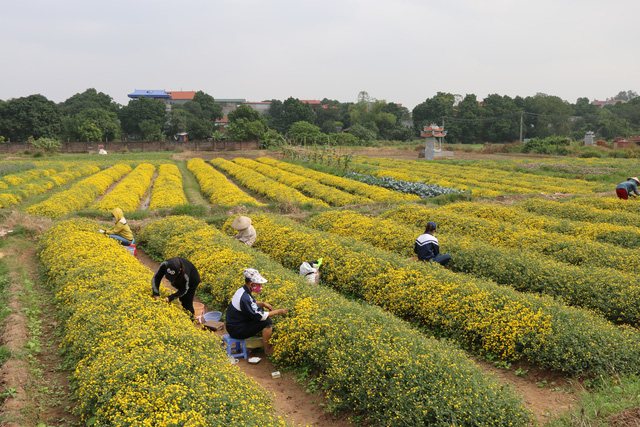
171,204,209,218
548,373,640,426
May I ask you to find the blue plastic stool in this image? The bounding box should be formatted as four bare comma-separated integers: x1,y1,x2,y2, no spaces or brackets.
222,334,248,359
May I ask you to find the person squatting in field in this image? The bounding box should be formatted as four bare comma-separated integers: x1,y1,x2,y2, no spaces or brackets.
615,177,640,200
151,257,201,320
414,221,452,266
231,215,257,247
225,268,288,355
99,207,134,245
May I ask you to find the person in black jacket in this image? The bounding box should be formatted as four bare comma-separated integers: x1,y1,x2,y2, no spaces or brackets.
414,221,452,266
225,268,287,355
151,257,200,318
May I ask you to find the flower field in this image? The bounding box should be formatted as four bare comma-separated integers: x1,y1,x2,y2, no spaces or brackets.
0,162,99,208
235,212,640,374
256,157,419,202
187,158,265,207
37,219,288,426
91,163,156,212
211,157,329,208
306,209,640,324
348,156,609,196
233,157,372,206
7,151,640,425
149,164,189,209
138,216,531,426
26,163,132,218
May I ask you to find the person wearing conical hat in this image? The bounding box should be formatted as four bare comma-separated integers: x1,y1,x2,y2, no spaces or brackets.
615,177,640,200
231,215,257,247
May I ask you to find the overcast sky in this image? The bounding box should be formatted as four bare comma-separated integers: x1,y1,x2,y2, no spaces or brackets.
1,0,638,110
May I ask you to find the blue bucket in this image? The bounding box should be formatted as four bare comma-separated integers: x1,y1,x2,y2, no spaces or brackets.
203,311,222,322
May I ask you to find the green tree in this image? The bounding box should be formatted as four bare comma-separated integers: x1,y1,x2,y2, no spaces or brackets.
118,96,167,139
265,99,285,132
60,88,120,116
287,121,325,144
523,93,574,138
281,97,315,134
455,94,483,144
481,94,519,143
192,91,223,121
0,94,62,142
412,92,456,135
77,122,103,142
227,105,268,141
187,117,214,140
30,137,61,154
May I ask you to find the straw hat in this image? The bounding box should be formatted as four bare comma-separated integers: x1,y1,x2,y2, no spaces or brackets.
231,215,252,230
628,177,640,185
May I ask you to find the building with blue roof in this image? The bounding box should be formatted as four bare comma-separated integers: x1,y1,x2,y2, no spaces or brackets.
128,89,171,99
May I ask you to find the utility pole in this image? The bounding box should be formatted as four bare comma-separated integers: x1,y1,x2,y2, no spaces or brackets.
519,111,524,142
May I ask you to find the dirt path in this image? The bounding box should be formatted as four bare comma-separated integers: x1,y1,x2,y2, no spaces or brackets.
0,213,78,426
135,250,353,427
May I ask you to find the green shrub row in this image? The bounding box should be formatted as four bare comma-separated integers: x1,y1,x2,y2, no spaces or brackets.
138,216,531,426
37,218,287,427
241,212,640,374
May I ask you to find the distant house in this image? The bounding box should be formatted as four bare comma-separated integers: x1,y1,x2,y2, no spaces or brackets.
166,91,196,109
214,99,246,117
300,100,323,110
242,101,271,115
128,89,171,100
127,90,195,111
593,99,627,108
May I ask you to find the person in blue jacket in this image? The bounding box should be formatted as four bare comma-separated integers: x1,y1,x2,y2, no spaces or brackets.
615,177,640,200
414,221,452,266
225,268,287,355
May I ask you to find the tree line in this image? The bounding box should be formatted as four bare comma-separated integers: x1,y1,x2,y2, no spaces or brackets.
0,88,638,146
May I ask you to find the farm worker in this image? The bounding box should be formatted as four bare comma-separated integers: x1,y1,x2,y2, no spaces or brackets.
99,207,134,246
615,177,640,200
414,221,452,266
299,258,323,284
151,257,201,319
225,268,288,355
98,145,108,155
231,215,257,247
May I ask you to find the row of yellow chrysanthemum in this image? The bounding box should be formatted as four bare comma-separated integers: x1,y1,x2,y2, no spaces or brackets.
441,200,640,249
355,156,608,195
236,212,640,374
211,158,329,208
187,158,264,206
346,158,501,197
233,157,372,206
91,163,155,212
25,164,132,218
306,209,640,325
0,164,100,209
519,197,640,229
37,218,288,427
256,157,419,202
385,203,640,275
138,215,531,426
148,163,189,209
1,162,63,188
